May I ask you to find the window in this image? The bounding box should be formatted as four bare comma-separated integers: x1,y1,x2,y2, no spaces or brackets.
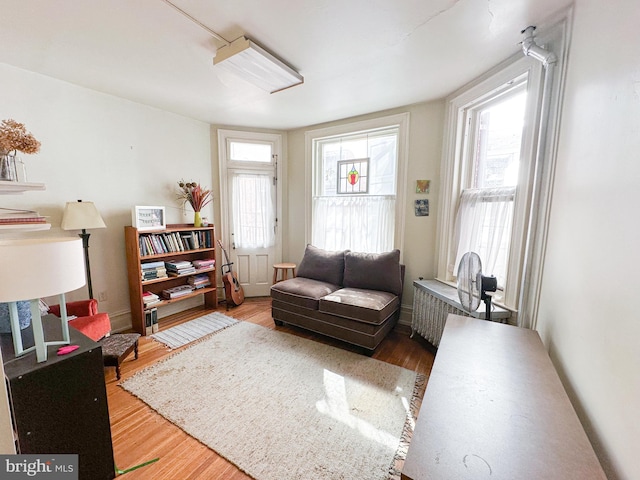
436,20,569,327
437,57,544,310
453,83,527,288
306,114,409,254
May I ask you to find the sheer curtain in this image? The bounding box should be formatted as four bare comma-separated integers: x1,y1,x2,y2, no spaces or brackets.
231,173,275,248
452,186,516,286
312,195,395,253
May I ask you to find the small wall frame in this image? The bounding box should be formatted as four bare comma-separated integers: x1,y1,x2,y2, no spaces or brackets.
132,206,166,231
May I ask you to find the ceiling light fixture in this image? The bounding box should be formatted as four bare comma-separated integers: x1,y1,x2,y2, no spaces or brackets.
214,36,304,93
161,0,303,94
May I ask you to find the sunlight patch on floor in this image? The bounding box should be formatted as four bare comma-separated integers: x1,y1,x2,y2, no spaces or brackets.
315,369,409,450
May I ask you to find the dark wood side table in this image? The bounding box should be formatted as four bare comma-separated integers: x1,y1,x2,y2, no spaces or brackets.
1,315,115,480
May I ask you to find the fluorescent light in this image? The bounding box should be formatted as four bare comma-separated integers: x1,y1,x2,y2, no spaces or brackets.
214,36,303,93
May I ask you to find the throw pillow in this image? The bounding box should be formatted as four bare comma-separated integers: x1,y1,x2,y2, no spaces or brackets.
297,244,348,286
343,249,402,295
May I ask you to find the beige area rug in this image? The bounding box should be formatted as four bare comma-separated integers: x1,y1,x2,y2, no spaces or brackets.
121,320,425,480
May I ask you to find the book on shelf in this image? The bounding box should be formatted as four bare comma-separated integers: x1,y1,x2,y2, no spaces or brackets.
168,268,196,277
192,259,215,269
165,260,195,276
141,261,165,270
162,284,194,299
188,273,211,289
141,266,167,281
137,228,213,256
144,309,153,335
151,308,159,333
0,207,47,224
142,291,161,306
165,259,193,268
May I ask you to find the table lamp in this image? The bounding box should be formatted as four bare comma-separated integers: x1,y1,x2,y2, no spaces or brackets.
61,200,106,299
0,237,86,363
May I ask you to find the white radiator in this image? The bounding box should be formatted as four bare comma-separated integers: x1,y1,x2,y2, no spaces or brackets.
411,279,511,347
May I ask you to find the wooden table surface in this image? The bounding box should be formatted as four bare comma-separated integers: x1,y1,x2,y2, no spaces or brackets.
402,314,606,480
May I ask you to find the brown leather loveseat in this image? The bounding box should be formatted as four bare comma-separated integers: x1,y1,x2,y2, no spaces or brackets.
270,245,404,353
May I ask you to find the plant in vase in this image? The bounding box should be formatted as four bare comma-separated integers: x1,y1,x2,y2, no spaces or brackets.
177,180,212,227
0,119,41,182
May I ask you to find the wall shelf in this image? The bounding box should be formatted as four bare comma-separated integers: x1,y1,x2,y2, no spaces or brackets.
0,181,50,231
0,181,46,195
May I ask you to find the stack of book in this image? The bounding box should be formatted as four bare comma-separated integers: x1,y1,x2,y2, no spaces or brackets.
142,291,161,307
144,307,158,335
188,273,211,289
0,207,47,226
165,260,196,277
141,261,167,281
192,258,215,271
162,285,194,299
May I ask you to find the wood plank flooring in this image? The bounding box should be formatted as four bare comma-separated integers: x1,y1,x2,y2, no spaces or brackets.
106,297,436,479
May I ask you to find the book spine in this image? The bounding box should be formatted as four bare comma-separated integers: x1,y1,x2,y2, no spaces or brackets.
145,310,153,335
151,308,159,333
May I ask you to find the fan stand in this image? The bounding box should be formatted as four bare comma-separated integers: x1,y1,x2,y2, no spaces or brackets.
480,275,497,322
481,293,492,322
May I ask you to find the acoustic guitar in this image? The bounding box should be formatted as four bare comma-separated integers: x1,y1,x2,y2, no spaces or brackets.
217,239,245,308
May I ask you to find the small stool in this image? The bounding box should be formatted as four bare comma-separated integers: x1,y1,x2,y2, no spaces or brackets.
100,333,141,380
273,263,296,284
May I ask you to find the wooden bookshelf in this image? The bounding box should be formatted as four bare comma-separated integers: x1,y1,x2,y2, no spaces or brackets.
124,224,217,335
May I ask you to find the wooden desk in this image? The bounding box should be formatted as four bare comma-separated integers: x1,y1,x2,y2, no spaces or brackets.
402,314,606,480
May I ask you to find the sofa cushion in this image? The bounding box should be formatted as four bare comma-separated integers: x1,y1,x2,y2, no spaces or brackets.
296,244,348,286
271,277,340,310
319,288,399,325
342,249,402,296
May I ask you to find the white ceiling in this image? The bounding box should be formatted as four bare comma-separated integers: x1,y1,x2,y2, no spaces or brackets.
0,0,572,130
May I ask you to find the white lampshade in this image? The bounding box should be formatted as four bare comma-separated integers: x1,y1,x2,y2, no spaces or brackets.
61,201,106,231
0,237,86,302
214,36,303,94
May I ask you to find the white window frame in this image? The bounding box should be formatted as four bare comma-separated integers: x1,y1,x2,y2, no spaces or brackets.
436,14,571,328
440,59,543,312
305,113,409,256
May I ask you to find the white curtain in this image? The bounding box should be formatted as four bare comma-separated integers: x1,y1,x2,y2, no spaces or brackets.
231,173,275,248
452,186,516,286
312,195,395,253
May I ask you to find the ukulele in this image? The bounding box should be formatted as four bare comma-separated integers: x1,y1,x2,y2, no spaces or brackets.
217,239,245,308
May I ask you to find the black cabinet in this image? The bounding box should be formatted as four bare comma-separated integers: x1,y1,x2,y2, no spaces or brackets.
1,315,115,480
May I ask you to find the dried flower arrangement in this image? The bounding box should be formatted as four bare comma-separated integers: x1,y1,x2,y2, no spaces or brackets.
0,119,41,154
177,180,212,212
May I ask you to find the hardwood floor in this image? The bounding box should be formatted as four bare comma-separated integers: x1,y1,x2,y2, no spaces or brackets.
106,297,435,479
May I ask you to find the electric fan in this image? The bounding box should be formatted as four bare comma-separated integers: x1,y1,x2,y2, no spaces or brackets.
456,252,498,321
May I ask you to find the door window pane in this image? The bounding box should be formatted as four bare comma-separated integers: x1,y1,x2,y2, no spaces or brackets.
229,141,272,163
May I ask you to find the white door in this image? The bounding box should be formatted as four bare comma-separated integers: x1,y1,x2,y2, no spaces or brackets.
218,130,282,297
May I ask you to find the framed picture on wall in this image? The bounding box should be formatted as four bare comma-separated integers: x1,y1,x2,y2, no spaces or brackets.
414,199,429,216
132,206,166,231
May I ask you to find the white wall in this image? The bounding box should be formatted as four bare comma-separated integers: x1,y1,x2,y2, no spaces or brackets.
0,64,213,331
536,0,640,478
286,101,445,314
